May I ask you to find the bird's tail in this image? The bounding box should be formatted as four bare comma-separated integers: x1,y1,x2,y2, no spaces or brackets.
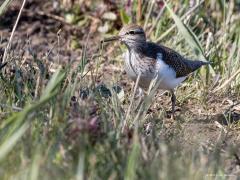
187,59,210,72
200,61,211,65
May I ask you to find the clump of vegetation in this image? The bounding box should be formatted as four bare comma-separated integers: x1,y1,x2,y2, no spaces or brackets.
0,0,239,179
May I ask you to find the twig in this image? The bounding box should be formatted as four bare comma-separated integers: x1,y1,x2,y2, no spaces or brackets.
2,0,27,64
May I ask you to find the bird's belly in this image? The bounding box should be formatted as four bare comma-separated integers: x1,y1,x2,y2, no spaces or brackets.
157,75,186,90
156,58,187,90
124,70,185,90
123,51,186,90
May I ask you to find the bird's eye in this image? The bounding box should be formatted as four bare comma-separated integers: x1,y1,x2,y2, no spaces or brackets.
129,31,135,34
126,31,135,35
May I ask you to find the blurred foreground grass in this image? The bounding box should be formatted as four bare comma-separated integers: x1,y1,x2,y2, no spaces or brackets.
0,0,240,179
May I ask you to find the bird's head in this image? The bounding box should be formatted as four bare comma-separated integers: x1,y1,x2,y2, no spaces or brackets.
101,24,146,49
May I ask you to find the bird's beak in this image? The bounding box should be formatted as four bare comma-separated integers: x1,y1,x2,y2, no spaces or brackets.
101,35,120,43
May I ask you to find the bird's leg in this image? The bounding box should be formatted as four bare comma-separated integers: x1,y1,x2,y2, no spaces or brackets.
170,90,176,119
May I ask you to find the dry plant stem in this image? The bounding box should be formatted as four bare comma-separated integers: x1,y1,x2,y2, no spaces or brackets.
95,43,103,84
34,72,41,99
2,0,27,64
143,0,155,30
214,121,227,133
122,73,142,133
0,103,22,111
57,29,62,64
213,67,240,93
132,77,162,127
155,0,204,43
137,0,142,23
206,37,223,57
146,5,166,37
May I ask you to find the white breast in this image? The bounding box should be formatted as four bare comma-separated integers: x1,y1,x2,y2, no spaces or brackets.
123,50,137,80
156,53,186,90
122,51,186,90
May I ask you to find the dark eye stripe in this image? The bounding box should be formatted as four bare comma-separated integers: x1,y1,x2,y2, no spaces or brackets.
134,31,144,34
126,30,144,35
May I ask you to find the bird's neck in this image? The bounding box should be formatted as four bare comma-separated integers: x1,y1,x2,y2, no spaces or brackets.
125,41,147,54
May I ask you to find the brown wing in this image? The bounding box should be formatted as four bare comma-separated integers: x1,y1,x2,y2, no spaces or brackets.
145,43,208,78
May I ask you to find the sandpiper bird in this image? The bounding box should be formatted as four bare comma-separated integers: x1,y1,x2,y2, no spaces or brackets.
101,24,209,117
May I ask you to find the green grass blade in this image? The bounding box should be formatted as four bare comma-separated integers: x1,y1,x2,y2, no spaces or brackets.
0,68,66,162
0,121,29,161
164,1,204,59
76,152,85,180
0,0,13,16
124,131,140,180
1,68,66,131
29,153,41,180
120,9,130,25
164,1,215,76
41,68,65,100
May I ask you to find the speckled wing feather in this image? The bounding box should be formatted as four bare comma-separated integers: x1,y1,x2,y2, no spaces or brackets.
144,42,209,78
